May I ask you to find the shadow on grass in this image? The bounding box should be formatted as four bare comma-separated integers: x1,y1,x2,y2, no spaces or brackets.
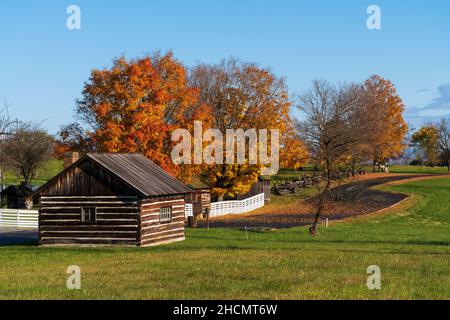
176,233,450,255
0,229,38,247
187,235,450,247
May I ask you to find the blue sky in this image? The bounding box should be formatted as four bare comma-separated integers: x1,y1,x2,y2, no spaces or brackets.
0,0,449,133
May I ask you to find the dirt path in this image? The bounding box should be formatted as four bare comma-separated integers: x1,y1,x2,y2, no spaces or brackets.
199,174,444,229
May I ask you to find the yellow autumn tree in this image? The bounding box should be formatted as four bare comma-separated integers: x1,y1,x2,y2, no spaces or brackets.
190,58,302,200
412,125,439,165
280,126,309,170
363,75,408,169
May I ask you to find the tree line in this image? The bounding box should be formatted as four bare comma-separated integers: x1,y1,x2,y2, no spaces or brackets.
55,53,309,200
1,52,410,212
54,52,408,203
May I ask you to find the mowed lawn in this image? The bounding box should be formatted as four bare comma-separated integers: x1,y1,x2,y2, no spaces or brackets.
389,165,450,174
1,177,450,299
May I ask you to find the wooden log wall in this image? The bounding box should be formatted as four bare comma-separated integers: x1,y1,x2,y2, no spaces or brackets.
139,196,185,247
39,196,139,246
186,190,211,217
37,160,138,197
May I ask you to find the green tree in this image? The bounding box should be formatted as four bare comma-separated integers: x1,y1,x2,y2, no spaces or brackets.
0,124,54,185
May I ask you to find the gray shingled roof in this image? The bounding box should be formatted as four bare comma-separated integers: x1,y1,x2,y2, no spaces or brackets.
86,153,193,197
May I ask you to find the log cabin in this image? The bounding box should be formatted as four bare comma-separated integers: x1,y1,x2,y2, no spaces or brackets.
31,153,194,247
186,178,211,218
188,188,211,217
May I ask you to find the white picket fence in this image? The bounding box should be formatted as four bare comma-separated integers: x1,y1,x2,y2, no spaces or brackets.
0,209,39,228
184,193,265,218
184,204,193,217
210,193,265,217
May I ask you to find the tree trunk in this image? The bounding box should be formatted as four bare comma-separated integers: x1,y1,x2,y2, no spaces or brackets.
310,161,331,236
22,168,31,186
217,194,224,202
351,159,356,177
205,208,210,229
335,178,342,201
310,194,326,235
188,216,198,228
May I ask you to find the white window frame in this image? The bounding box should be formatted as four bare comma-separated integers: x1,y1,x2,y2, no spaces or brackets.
159,206,172,223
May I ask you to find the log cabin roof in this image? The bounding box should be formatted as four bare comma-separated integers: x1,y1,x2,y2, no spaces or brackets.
87,153,193,196
33,153,194,198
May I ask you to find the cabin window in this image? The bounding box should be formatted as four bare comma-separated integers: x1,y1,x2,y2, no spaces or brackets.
159,206,172,223
81,207,97,223
202,193,210,202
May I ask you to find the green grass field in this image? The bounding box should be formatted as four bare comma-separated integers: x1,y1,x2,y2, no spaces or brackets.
1,176,450,299
389,165,450,174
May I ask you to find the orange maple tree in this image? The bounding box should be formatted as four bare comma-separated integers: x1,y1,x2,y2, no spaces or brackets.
57,54,309,190
58,52,210,180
